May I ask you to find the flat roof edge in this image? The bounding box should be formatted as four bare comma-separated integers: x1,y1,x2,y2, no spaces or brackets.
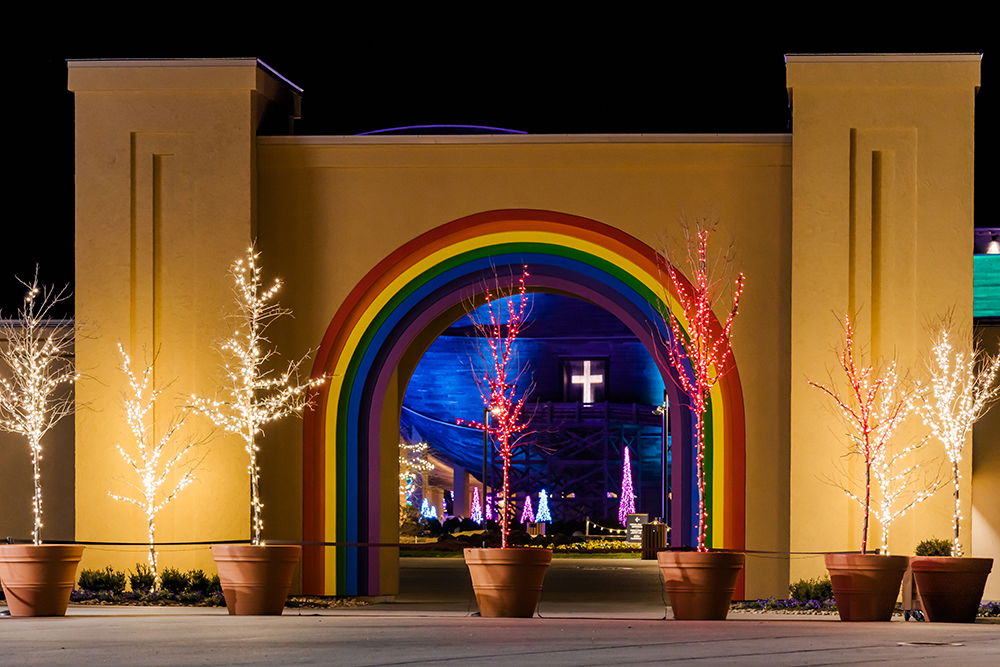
785,53,982,63
66,58,303,93
258,133,793,146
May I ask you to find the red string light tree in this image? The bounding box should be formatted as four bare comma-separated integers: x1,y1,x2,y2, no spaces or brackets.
655,220,746,621
460,265,552,618
809,315,931,622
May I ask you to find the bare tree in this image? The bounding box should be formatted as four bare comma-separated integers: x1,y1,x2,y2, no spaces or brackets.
108,344,202,584
658,221,745,551
189,245,326,546
0,273,78,545
811,315,939,554
457,265,534,548
913,317,1000,556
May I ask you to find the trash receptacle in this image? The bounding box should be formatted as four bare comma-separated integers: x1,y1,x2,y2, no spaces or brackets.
641,522,667,560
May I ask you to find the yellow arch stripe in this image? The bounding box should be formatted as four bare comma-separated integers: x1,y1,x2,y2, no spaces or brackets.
323,228,731,587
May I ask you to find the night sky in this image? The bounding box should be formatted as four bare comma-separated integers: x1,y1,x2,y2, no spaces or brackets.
4,27,994,316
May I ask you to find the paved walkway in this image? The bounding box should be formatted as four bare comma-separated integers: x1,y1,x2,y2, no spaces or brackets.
2,557,997,665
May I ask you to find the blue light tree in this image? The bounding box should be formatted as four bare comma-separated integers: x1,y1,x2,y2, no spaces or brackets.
536,489,552,523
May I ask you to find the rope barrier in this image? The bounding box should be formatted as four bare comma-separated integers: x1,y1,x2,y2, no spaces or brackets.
3,536,875,556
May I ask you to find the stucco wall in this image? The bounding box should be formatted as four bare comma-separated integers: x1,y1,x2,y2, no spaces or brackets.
254,136,793,597
63,56,987,600
973,324,1000,600
787,55,981,581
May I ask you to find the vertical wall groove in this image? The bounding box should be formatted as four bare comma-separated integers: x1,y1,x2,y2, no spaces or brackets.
871,150,884,352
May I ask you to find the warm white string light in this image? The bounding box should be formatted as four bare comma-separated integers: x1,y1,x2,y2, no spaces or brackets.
810,316,938,554
913,324,1000,556
108,344,200,584
0,275,78,546
399,440,434,525
189,246,326,546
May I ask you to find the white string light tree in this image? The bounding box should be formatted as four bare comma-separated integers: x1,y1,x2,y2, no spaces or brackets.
189,246,326,546
913,319,1000,556
108,344,202,584
810,316,940,554
0,275,78,545
399,440,434,527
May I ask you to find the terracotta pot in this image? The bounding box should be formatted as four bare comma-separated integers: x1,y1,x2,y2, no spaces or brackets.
0,544,84,616
464,547,552,617
211,544,301,615
911,556,993,623
657,551,745,620
824,553,908,621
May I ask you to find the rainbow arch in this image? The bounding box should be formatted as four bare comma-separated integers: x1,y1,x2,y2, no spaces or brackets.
303,210,745,596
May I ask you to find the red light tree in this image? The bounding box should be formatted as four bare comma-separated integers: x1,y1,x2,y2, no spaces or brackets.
617,446,636,526
809,316,915,554
661,223,745,552
457,265,532,548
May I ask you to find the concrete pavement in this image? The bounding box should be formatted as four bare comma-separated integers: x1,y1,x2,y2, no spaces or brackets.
2,557,997,665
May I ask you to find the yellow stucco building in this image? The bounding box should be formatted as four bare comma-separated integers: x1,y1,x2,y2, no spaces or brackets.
48,54,998,599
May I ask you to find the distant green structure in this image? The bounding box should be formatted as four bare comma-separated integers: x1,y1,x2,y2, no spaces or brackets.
975,256,1000,318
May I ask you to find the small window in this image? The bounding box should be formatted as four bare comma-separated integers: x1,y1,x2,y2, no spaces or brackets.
563,359,606,403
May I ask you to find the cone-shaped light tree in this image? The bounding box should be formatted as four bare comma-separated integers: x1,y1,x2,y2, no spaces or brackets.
109,344,201,584
520,494,535,524
660,223,745,551
536,489,552,523
617,446,636,526
470,487,483,524
0,275,78,545
914,321,1000,556
189,246,326,546
457,265,533,548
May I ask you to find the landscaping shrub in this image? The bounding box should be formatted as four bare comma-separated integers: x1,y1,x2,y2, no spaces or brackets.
129,564,155,594
789,577,833,603
420,518,442,536
68,563,225,607
186,569,220,595
915,538,952,556
458,518,480,532
78,566,127,595
553,539,637,553
158,567,188,595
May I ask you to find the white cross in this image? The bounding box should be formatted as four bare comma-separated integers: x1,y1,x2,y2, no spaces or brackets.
571,360,604,404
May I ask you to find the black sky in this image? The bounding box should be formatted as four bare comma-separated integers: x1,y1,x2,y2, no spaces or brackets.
3,25,994,316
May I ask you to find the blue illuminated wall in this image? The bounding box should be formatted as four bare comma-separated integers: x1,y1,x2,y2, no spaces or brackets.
401,293,666,485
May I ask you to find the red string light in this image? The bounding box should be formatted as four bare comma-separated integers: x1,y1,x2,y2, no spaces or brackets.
457,266,532,548
661,225,745,552
809,316,912,554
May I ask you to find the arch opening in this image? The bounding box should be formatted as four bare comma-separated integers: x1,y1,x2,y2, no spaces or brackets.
303,210,745,597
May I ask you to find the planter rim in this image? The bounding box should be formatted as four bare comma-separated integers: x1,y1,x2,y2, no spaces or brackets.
463,547,553,552
910,555,993,573
0,544,85,559
657,550,745,570
0,543,85,549
211,544,301,562
825,553,909,565
463,547,553,564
